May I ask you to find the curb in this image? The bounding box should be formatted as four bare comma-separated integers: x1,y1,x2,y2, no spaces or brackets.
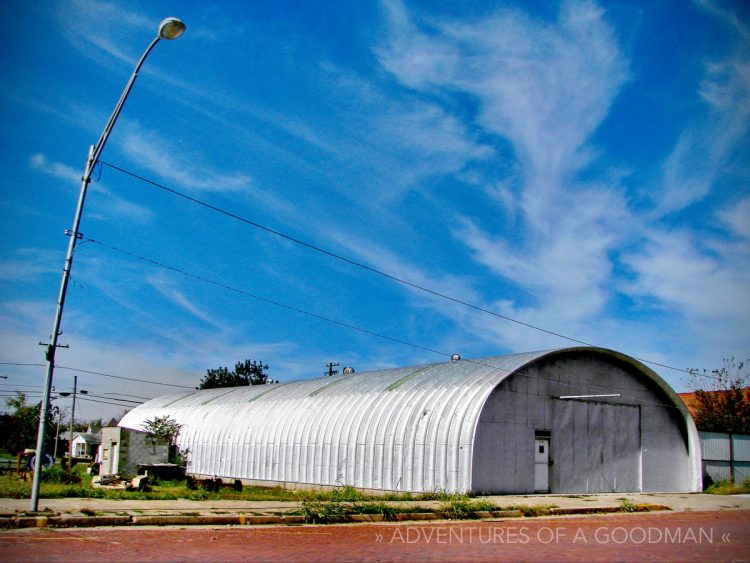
0,505,670,529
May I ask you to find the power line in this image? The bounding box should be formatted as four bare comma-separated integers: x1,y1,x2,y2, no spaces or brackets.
83,393,143,405
57,366,196,389
0,362,195,389
99,160,702,378
85,237,450,359
76,396,140,408
83,236,731,397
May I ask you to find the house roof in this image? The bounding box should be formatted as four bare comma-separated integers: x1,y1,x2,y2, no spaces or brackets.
62,432,101,444
678,387,750,420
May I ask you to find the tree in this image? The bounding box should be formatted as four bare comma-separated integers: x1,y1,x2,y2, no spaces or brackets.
198,359,270,389
141,415,181,445
1,393,54,455
141,415,188,466
688,357,750,434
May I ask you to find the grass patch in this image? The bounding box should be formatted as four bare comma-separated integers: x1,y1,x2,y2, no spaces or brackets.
299,499,433,524
299,500,350,524
498,504,558,517
414,489,475,501
705,478,750,495
618,498,636,513
440,497,499,519
0,473,416,502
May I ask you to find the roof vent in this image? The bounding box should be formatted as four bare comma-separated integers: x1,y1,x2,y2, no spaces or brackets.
451,354,461,362
342,367,355,374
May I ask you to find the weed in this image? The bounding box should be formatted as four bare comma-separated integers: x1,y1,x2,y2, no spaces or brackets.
440,498,498,519
619,498,636,513
188,489,209,501
328,485,365,502
499,504,557,517
300,500,349,524
416,489,467,502
41,466,81,484
352,502,400,521
705,478,750,495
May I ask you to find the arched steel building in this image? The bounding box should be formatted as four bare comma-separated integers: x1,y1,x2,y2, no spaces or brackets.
119,347,702,493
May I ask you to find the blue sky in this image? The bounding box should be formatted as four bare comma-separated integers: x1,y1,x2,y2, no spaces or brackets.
0,0,748,421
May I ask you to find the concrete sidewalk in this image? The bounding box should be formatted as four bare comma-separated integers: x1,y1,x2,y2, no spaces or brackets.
1,493,748,528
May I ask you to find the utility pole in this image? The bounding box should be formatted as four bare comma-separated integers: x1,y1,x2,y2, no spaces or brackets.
68,376,77,467
59,377,87,468
324,362,339,377
28,16,187,512
52,407,62,460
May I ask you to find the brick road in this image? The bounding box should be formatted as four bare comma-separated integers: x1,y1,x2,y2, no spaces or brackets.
1,510,748,562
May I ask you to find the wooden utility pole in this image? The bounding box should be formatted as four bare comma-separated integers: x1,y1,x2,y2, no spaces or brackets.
324,362,339,377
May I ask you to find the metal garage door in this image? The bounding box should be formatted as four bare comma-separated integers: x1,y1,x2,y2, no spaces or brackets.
551,399,641,493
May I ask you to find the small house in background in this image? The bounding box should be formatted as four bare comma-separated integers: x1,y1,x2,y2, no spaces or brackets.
59,431,101,461
72,432,101,460
99,426,169,477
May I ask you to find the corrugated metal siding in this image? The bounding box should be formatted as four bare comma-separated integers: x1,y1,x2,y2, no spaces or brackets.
119,352,542,492
733,434,750,462
699,431,731,460
699,432,750,485
119,347,699,493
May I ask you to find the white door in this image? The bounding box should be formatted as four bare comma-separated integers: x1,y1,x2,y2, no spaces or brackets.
112,442,119,474
534,438,550,492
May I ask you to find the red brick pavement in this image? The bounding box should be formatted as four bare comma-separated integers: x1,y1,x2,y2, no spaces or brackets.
1,509,748,562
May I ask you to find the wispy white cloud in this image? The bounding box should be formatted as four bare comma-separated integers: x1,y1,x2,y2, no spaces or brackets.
315,63,492,198
624,2,750,354
651,3,750,215
622,227,750,328
54,0,153,68
717,196,750,239
29,153,154,222
0,249,60,282
377,0,629,212
118,122,252,193
29,153,79,183
57,0,153,64
375,0,632,349
147,275,221,328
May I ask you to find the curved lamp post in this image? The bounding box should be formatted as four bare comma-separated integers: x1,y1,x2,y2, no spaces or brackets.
30,17,186,512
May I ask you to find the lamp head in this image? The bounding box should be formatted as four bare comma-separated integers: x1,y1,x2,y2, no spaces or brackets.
158,17,186,40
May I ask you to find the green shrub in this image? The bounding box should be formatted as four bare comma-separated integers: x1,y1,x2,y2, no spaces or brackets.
41,466,81,484
188,489,210,501
705,478,750,495
619,498,636,512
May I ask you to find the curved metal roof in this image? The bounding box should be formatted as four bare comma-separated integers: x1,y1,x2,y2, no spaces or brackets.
119,347,700,492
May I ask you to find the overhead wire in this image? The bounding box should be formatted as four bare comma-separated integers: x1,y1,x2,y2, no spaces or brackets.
0,362,195,389
98,160,709,379
81,235,723,409
85,237,451,360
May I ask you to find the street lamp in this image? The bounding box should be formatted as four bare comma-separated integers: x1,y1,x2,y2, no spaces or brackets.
30,17,187,512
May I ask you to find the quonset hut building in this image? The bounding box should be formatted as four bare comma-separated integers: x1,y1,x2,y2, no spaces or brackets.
119,347,702,494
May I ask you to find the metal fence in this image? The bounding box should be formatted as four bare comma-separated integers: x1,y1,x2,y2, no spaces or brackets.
699,431,750,484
